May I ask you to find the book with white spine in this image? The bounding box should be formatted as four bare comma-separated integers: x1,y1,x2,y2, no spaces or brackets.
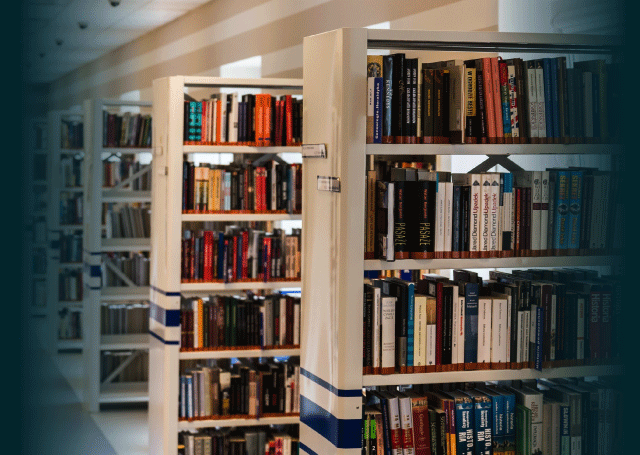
489,172,500,256
532,171,542,254
469,174,482,257
480,173,492,257
540,170,550,253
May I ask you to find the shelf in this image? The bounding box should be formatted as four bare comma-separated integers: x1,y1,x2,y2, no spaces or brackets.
101,147,152,154
182,212,301,222
101,238,151,252
59,301,83,307
180,281,301,294
59,149,85,155
364,255,621,271
58,339,83,350
362,364,624,387
99,382,148,403
179,347,300,360
178,414,300,430
182,145,302,154
59,225,84,230
101,333,149,350
60,187,84,193
366,143,623,156
100,286,150,301
102,189,151,203
58,262,83,268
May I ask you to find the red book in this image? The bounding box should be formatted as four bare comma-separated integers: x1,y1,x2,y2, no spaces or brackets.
203,230,213,281
263,236,272,281
404,391,432,455
189,234,196,280
481,58,497,143
285,95,293,146
241,230,249,280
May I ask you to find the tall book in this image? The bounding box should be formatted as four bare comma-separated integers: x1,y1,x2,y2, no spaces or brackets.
368,55,384,144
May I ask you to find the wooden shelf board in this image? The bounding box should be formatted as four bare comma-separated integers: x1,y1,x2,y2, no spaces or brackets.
100,286,150,301
182,213,301,222
178,415,299,430
180,281,301,293
364,255,621,271
365,143,623,156
101,334,149,350
99,382,148,403
101,147,152,154
182,145,301,154
179,348,300,360
362,364,624,387
101,238,151,252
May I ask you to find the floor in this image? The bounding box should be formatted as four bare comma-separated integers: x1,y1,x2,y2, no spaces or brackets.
23,316,149,455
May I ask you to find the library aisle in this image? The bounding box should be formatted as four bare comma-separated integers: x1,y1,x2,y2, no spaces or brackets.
23,316,149,455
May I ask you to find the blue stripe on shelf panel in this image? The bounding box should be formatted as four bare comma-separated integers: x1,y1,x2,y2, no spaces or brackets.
90,265,101,277
89,286,101,291
300,368,362,397
299,443,319,455
300,395,361,449
150,285,181,297
149,301,181,327
149,330,180,345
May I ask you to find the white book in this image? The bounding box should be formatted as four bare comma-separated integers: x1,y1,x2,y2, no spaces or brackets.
398,394,415,455
372,286,382,371
491,294,508,365
489,173,500,254
480,173,492,254
532,171,542,252
478,295,492,365
229,92,239,143
453,293,465,368
436,178,446,256
386,394,403,455
444,181,453,255
540,170,550,251
293,301,301,346
279,296,287,346
535,61,547,138
469,174,482,254
426,296,436,368
492,290,512,365
219,93,228,143
413,293,427,369
381,295,397,372
211,97,218,143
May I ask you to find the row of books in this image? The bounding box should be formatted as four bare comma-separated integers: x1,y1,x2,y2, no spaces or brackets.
103,111,152,149
180,293,301,350
184,93,303,146
181,227,301,283
103,159,152,190
364,377,621,455
104,203,151,238
183,159,302,214
101,303,149,335
60,119,84,149
59,231,82,263
363,268,621,375
60,191,83,226
61,155,82,187
101,350,149,383
102,252,150,287
58,307,82,340
366,54,620,144
179,427,300,455
366,161,621,260
179,359,300,420
58,269,83,302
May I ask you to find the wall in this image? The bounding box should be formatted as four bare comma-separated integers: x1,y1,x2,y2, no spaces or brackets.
47,0,498,109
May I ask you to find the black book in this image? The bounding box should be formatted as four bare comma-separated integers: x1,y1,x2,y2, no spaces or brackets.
433,68,445,143
463,59,477,142
391,53,406,143
474,59,488,143
421,65,435,143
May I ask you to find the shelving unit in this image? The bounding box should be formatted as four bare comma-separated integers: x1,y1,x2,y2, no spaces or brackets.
149,76,304,454
299,28,624,454
82,98,153,412
47,108,86,353
25,117,49,318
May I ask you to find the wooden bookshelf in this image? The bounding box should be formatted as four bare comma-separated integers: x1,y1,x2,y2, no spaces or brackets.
299,28,623,454
149,76,304,455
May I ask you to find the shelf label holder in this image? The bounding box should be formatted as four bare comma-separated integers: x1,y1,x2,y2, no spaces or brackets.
302,143,327,158
317,176,341,192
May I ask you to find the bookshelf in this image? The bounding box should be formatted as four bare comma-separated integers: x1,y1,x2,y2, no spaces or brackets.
299,28,624,454
149,76,304,454
82,98,153,413
47,108,86,353
25,117,49,318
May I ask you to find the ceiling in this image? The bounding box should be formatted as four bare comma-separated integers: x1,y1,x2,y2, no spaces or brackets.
22,0,211,85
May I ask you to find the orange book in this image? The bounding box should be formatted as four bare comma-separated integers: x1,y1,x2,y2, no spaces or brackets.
481,58,497,143
491,57,504,142
256,94,265,146
264,95,273,146
285,95,293,146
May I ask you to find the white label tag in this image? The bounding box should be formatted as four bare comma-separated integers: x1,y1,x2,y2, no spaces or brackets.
317,176,340,193
302,143,327,158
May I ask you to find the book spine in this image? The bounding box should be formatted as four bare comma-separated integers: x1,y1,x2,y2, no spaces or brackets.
542,59,555,141
394,181,410,260
531,171,542,255
399,397,416,455
508,62,520,141
482,58,497,142
491,57,504,143
553,171,570,253
535,61,547,141
469,175,481,258
499,60,512,142
567,171,582,255
464,282,479,368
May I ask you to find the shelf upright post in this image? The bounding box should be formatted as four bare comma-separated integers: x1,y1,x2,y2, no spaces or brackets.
149,76,184,455
300,28,368,455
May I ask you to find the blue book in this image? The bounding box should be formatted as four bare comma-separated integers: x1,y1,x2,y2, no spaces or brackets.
542,59,555,139
534,304,544,371
477,386,505,455
495,386,516,455
552,170,571,251
373,77,383,143
545,57,560,140
406,281,415,371
462,280,479,365
567,170,583,253
464,389,493,455
560,403,570,455
448,390,475,455
452,184,462,254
